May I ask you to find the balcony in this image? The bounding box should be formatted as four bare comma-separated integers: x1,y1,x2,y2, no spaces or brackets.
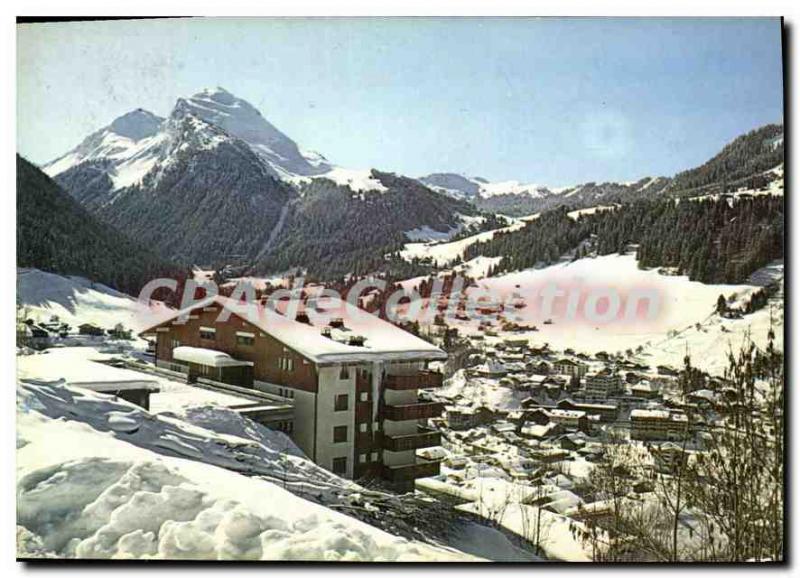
382,401,444,421
384,370,444,391
382,427,441,452
381,457,441,482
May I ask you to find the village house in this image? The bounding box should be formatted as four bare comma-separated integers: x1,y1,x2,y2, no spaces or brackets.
552,358,589,378
546,408,588,430
650,442,690,473
140,295,447,490
20,322,51,350
630,380,660,400
529,360,551,375
557,398,618,422
78,322,105,336
445,405,495,430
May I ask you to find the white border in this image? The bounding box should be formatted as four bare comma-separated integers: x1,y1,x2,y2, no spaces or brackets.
3,2,796,577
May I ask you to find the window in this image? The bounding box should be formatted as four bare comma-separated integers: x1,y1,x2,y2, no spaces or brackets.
339,365,350,380
171,338,180,349
332,457,347,475
360,392,369,402
371,451,379,462
278,357,294,371
359,423,367,433
334,394,349,412
236,334,255,346
199,327,216,341
359,454,367,464
333,425,348,443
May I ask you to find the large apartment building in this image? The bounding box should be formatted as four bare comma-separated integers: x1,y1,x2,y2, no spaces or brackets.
630,408,689,441
140,295,447,490
584,368,623,399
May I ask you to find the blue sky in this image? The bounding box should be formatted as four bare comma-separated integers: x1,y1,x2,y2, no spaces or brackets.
17,17,783,186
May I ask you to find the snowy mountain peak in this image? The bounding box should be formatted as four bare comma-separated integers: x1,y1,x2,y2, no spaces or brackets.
108,108,164,141
173,88,331,178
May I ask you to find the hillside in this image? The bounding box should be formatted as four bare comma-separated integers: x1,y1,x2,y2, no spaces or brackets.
258,171,478,279
420,123,782,217
16,155,174,295
667,123,784,195
463,195,783,284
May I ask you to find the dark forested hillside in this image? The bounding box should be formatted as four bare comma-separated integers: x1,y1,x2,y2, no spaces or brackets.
668,124,784,195
258,170,477,279
16,155,176,294
91,139,295,266
465,195,783,284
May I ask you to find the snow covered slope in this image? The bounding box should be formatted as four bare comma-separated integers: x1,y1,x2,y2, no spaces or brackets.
443,254,782,374
16,268,169,332
400,213,538,266
17,349,536,560
17,387,473,560
43,109,166,190
419,173,556,202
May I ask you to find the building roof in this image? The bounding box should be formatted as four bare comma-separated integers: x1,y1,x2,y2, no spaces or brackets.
141,295,447,365
18,348,160,393
548,409,586,419
558,398,617,411
173,346,254,367
630,409,670,420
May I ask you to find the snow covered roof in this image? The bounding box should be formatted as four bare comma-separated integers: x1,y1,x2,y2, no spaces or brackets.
142,295,446,365
18,352,160,394
548,409,586,419
559,398,617,410
173,346,254,367
630,409,670,420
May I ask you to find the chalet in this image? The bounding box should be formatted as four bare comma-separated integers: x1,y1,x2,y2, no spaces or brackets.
502,336,529,350
657,365,679,377
560,433,587,451
552,358,588,378
523,408,552,426
650,442,690,473
22,324,51,350
546,408,588,430
520,422,563,440
446,406,495,430
140,295,447,490
516,374,552,392
687,388,717,409
630,381,659,400
78,323,105,336
529,360,551,375
471,359,508,377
